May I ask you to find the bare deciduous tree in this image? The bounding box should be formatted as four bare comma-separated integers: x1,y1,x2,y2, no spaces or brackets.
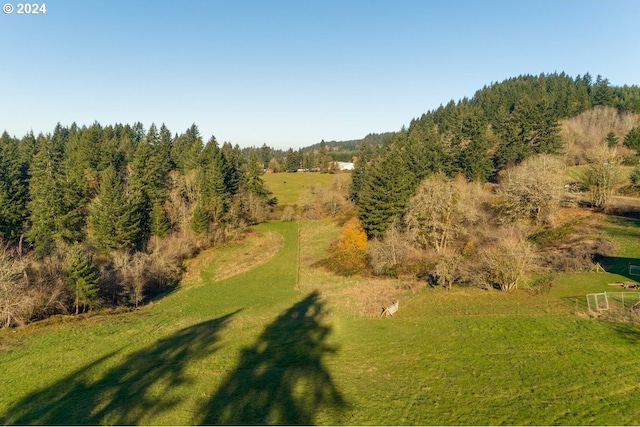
366,222,416,275
0,247,27,328
404,173,480,253
562,106,638,165
580,144,625,209
480,229,533,291
0,247,66,327
297,175,353,219
495,154,565,226
435,254,463,290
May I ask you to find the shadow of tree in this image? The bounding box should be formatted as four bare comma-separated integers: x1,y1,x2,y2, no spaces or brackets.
606,320,640,345
1,310,239,425
200,291,346,425
597,255,640,282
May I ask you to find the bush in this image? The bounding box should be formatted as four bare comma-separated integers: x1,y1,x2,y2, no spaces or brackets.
537,238,614,272
528,273,556,295
630,164,640,186
1,249,70,328
281,206,296,221
366,224,416,276
480,229,533,291
322,218,368,276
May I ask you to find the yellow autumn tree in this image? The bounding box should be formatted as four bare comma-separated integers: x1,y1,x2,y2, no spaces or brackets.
326,217,368,275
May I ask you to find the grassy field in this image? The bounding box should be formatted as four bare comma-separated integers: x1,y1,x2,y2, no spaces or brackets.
263,171,336,206
3,187,640,424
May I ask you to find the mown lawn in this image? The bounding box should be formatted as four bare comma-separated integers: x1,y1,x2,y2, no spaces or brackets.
2,216,640,425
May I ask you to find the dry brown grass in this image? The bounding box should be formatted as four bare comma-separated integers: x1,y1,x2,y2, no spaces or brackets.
327,277,423,317
182,230,284,287
297,219,427,317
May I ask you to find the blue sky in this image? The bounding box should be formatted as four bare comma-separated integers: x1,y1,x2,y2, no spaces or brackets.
1,0,639,149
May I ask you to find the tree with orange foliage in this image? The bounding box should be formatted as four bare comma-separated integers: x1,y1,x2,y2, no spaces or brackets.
325,217,368,276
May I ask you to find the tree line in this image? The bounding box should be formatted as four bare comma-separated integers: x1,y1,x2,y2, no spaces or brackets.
0,122,274,326
351,72,640,239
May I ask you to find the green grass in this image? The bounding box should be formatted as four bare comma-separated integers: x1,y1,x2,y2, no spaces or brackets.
263,172,336,206
2,216,640,424
566,164,634,186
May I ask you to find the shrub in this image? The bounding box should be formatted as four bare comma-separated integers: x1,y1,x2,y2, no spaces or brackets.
323,218,368,276
480,229,533,291
630,164,640,186
281,206,296,221
537,238,614,272
528,273,556,295
366,224,416,276
494,155,565,226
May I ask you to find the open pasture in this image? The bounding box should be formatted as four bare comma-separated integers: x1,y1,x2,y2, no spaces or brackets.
263,171,336,206
2,213,640,424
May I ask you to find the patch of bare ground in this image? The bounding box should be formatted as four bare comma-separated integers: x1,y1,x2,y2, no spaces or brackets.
182,230,284,287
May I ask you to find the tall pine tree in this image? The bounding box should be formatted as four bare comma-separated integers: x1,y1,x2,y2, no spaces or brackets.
0,132,28,243
89,166,141,251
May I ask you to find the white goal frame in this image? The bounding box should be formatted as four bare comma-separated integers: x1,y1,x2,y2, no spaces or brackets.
586,292,609,312
586,292,640,312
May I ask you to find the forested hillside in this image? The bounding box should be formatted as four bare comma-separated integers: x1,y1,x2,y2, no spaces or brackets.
351,72,640,238
0,122,273,326
3,72,640,327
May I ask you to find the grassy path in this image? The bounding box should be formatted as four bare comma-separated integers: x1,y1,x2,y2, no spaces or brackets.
3,218,640,424
0,221,323,425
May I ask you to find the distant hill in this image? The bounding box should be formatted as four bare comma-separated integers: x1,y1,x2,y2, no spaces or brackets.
350,71,640,238
304,132,397,152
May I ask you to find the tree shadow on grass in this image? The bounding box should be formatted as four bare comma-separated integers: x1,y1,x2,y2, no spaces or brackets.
596,255,640,282
200,291,346,425
606,320,640,346
1,310,239,425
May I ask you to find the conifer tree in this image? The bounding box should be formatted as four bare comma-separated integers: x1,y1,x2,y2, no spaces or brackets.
592,75,615,107
172,124,203,173
624,126,640,153
149,201,170,238
350,144,376,205
64,246,99,315
190,204,210,234
357,141,415,238
128,124,170,241
198,138,230,227
89,166,141,251
318,140,332,173
0,132,28,243
405,119,445,181
26,134,65,258
158,124,175,172
17,132,37,168
55,124,86,243
605,131,619,148
458,136,493,181
220,142,243,195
